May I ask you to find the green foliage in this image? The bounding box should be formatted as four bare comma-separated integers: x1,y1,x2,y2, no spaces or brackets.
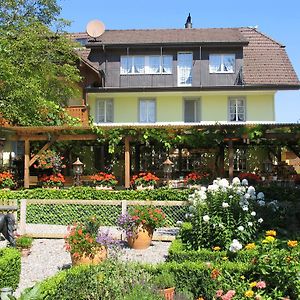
181,180,262,250
151,271,175,289
19,259,154,300
123,286,164,300
16,236,33,249
0,247,21,291
0,0,81,126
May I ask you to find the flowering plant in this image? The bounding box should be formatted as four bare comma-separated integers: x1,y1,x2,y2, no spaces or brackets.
117,206,166,236
90,172,118,187
184,172,210,185
64,216,117,259
33,149,66,173
40,173,65,187
0,171,15,189
130,172,159,187
238,172,261,185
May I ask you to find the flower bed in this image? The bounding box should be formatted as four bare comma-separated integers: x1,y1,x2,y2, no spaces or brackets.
130,172,159,188
0,171,15,189
90,172,118,188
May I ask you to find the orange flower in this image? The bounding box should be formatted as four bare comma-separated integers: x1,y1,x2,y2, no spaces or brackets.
211,268,221,279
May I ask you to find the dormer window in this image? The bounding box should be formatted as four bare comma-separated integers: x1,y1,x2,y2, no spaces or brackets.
209,54,235,73
120,55,172,75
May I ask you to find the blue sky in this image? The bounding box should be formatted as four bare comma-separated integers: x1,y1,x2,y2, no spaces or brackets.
59,0,300,123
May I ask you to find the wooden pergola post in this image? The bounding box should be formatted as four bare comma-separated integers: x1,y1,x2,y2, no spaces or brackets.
228,139,234,183
24,139,30,188
124,136,131,189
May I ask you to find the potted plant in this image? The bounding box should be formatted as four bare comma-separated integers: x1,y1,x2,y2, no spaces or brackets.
184,172,210,189
64,216,117,266
153,271,176,300
33,149,66,173
39,173,65,189
0,171,15,190
130,172,159,190
90,172,118,190
16,235,33,257
117,206,166,249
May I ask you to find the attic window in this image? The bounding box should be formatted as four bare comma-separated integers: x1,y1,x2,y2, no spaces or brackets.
209,54,235,73
75,38,88,46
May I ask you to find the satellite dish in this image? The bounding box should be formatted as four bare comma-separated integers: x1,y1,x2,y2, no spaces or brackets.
86,20,105,38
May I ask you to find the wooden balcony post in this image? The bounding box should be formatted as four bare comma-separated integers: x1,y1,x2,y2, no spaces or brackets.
124,136,131,189
24,139,30,188
228,139,234,183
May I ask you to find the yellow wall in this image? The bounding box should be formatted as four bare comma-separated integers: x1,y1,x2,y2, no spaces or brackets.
87,91,275,123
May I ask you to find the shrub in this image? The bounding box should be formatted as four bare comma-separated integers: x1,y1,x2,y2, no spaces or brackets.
180,178,266,250
0,247,21,290
0,171,15,189
16,236,33,249
19,259,154,300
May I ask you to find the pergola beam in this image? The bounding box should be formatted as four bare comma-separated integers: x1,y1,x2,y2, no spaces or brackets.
9,134,98,141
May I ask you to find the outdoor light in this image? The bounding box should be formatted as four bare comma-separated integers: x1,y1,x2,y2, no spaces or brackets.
0,287,13,300
72,157,84,186
263,160,273,173
163,157,174,181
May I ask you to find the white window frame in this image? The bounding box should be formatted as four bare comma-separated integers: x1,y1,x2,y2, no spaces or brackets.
228,97,246,122
177,52,193,87
183,98,200,123
139,99,156,123
95,99,114,123
209,54,235,73
120,55,172,75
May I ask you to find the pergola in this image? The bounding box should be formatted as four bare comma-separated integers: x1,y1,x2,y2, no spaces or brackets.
5,123,300,188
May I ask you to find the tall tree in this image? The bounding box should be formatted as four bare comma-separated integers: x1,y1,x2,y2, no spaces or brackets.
0,0,81,126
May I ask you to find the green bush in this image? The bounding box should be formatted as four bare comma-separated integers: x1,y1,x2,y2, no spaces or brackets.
0,187,192,201
0,247,21,291
16,236,33,249
19,259,154,300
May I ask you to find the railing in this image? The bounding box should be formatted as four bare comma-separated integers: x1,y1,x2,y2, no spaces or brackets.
65,105,89,126
19,199,189,240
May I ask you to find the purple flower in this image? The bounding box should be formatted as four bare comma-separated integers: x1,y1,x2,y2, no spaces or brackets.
96,229,119,247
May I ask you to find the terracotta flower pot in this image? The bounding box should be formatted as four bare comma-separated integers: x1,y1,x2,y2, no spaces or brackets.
19,248,31,257
70,246,107,266
159,287,175,300
127,224,153,249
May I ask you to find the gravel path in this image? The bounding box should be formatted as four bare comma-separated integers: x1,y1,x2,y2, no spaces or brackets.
9,238,171,298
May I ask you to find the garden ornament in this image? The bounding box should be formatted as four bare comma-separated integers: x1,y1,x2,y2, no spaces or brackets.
0,213,16,247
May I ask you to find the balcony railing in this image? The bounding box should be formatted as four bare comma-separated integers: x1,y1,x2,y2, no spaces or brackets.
65,105,89,126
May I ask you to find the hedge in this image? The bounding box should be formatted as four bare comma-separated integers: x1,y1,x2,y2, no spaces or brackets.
0,187,192,201
0,247,21,291
167,239,259,264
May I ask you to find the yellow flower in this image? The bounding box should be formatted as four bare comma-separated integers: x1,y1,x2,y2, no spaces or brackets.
213,246,221,251
250,281,257,288
244,290,254,297
266,230,276,237
287,240,298,248
262,236,275,243
222,256,228,260
240,275,245,280
245,243,256,250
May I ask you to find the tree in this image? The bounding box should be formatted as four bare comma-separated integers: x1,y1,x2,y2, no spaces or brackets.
0,0,81,126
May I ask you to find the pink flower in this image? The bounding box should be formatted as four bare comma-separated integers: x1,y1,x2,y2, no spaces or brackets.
216,290,224,297
256,281,266,289
221,290,236,300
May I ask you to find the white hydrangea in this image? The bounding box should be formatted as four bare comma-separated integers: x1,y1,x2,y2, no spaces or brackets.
247,186,256,196
219,178,229,189
176,221,183,226
258,200,266,206
222,202,229,208
229,195,233,199
257,192,265,200
203,215,210,222
248,222,253,227
241,179,248,186
244,193,251,200
232,177,241,185
229,239,243,252
251,211,256,216
207,184,219,193
242,205,249,211
258,218,264,223
238,226,244,231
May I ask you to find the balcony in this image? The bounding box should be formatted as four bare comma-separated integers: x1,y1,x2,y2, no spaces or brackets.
65,105,89,126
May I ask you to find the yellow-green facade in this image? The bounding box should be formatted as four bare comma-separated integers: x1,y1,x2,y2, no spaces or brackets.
87,91,275,123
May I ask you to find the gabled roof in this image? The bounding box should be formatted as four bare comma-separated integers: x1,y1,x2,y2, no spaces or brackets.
71,27,300,89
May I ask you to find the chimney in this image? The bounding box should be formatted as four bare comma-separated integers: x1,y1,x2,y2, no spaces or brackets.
185,13,192,29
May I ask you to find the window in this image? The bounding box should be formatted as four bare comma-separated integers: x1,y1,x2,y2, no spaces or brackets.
177,52,193,86
234,148,247,171
120,55,172,74
184,99,200,122
95,99,113,123
229,97,246,122
209,54,235,73
139,99,156,123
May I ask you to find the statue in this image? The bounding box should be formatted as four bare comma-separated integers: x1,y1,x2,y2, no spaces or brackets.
0,213,16,247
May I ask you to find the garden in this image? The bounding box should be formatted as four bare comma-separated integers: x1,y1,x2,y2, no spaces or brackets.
0,176,299,299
